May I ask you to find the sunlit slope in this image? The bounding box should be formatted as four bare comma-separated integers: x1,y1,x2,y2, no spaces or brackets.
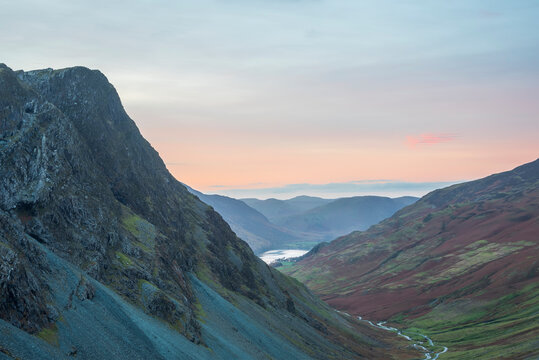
283,159,539,359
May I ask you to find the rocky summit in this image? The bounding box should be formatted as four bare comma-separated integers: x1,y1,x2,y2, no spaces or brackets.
0,64,420,359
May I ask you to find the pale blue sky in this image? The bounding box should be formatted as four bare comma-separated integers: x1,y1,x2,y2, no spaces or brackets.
2,0,538,198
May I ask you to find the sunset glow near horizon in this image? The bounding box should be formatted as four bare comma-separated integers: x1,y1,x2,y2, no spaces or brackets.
2,1,538,199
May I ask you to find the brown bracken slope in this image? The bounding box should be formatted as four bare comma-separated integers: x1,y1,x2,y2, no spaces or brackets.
283,159,539,359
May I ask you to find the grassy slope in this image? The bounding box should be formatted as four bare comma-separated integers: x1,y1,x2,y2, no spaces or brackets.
282,159,539,359
397,282,539,359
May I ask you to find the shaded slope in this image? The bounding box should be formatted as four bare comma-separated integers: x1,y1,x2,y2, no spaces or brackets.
184,186,299,253
283,159,539,359
0,64,419,359
239,195,417,250
190,191,415,253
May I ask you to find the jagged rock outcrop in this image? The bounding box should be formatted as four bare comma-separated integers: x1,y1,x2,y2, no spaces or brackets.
0,64,419,359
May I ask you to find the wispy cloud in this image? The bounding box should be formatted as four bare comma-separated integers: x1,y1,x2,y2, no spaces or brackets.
406,133,458,148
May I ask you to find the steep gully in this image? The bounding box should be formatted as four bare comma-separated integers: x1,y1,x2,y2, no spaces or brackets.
338,311,448,359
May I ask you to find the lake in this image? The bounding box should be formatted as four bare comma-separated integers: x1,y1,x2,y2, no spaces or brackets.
259,249,308,264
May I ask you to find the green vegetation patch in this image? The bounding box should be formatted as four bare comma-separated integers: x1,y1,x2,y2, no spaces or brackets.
121,211,157,250
425,242,527,283
282,241,320,250
0,240,13,251
194,301,207,322
390,282,539,359
273,260,297,270
115,251,133,267
37,323,59,346
464,239,489,249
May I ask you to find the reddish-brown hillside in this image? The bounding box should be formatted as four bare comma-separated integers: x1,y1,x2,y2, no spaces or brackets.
283,159,539,359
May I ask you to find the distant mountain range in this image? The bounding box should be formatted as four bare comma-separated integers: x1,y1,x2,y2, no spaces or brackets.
184,186,299,253
282,159,539,359
265,196,418,240
242,196,333,222
187,189,418,254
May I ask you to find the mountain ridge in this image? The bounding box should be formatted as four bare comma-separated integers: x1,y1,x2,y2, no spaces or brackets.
242,196,333,222
274,195,418,238
186,188,417,253
0,64,419,359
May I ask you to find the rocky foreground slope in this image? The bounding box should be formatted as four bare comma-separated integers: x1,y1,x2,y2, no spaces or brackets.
0,64,421,359
283,160,539,359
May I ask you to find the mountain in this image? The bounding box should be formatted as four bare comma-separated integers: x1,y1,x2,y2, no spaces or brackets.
274,196,418,240
282,160,539,359
190,191,417,254
0,64,421,359
243,196,333,223
184,186,299,254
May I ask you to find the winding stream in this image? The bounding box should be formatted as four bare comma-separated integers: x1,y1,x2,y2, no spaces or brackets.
357,316,448,359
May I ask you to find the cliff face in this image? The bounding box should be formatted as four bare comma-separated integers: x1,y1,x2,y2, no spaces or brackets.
0,64,418,359
1,64,227,341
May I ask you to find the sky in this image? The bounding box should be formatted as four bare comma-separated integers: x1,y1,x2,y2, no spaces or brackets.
2,0,538,199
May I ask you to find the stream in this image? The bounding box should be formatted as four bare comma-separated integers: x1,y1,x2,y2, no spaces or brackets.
357,315,448,359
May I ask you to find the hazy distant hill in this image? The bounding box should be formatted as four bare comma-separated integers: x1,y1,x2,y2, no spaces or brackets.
283,159,539,359
274,196,418,240
243,196,332,222
191,190,418,253
185,186,300,253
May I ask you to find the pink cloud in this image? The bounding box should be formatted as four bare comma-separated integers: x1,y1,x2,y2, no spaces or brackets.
406,133,458,148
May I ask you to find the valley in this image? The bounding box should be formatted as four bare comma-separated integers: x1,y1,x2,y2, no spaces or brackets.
259,249,309,264
187,186,417,254
357,316,448,360
2,1,538,359
281,159,539,359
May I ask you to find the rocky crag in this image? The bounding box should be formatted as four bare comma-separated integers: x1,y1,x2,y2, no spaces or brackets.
0,64,419,359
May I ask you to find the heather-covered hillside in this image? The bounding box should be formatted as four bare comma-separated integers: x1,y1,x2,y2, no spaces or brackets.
284,159,539,359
